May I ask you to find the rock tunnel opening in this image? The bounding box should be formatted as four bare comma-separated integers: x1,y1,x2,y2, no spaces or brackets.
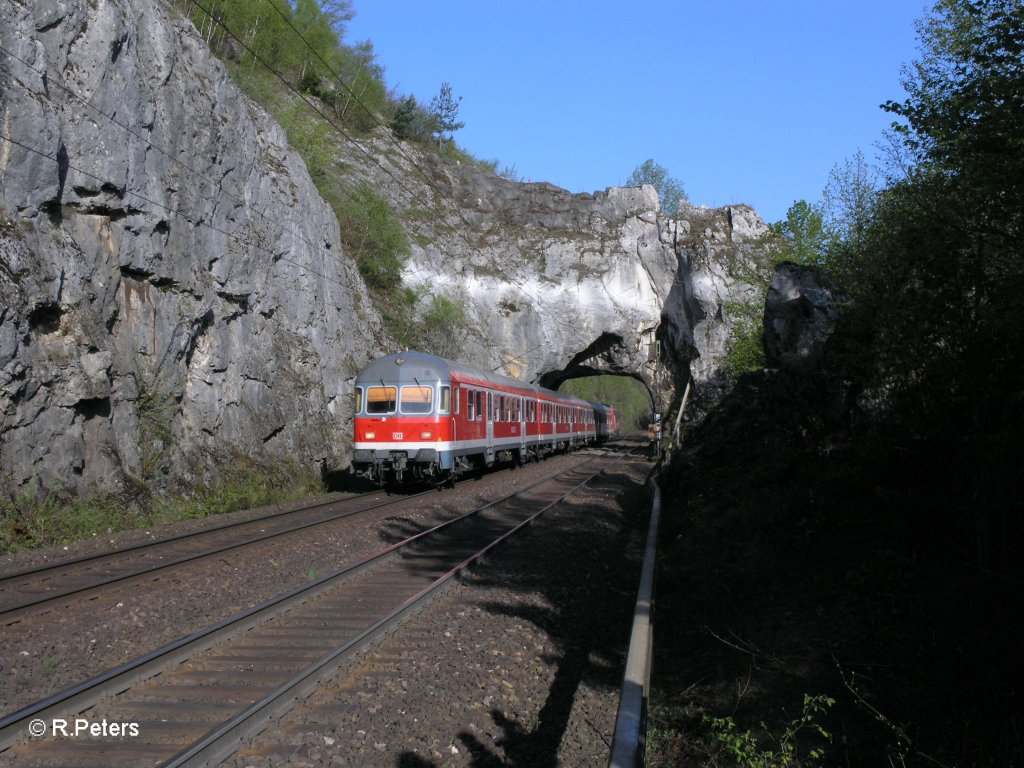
557,373,654,434
533,332,666,433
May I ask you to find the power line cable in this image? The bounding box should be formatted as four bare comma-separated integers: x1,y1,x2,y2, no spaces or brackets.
0,42,360,290
247,0,601,353
182,0,456,293
0,131,358,294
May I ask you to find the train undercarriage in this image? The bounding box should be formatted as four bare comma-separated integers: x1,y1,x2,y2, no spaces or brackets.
353,440,582,487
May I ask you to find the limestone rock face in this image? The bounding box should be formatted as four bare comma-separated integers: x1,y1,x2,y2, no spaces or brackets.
763,262,841,371
0,0,381,495
344,143,771,415
0,0,771,497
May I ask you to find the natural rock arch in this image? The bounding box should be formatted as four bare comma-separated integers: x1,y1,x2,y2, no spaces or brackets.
535,332,664,417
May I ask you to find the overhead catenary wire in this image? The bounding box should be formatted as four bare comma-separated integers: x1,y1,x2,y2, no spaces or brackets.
7,2,630,376
221,0,603,354
0,42,363,293
0,43,366,294
179,0,461,296
0,131,359,295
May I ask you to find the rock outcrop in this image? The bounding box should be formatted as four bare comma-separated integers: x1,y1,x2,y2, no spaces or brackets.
344,142,771,414
763,263,841,372
1,0,382,496
1,0,771,497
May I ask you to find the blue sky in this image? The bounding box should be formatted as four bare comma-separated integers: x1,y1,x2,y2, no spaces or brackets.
346,1,930,225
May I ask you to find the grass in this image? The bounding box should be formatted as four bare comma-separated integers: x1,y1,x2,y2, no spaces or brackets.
0,460,325,556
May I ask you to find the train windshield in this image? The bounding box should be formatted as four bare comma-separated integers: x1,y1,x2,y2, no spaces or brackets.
366,386,397,414
400,385,433,414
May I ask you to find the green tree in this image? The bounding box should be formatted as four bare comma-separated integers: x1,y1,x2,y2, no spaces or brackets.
415,295,468,359
390,95,434,142
334,183,410,293
314,0,354,34
770,200,827,266
294,0,337,88
428,82,464,145
830,0,1024,573
822,149,878,247
625,159,687,215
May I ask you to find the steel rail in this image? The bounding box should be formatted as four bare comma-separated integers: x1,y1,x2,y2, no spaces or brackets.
0,457,604,756
608,476,662,768
163,469,603,768
0,486,446,623
0,493,358,581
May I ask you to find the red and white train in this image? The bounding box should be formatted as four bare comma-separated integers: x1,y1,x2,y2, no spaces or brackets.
352,352,619,484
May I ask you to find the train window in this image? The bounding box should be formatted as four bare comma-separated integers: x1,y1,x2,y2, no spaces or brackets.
487,392,492,422
498,395,505,422
477,391,483,421
439,386,451,415
467,389,476,420
366,386,397,414
400,385,433,414
355,387,363,414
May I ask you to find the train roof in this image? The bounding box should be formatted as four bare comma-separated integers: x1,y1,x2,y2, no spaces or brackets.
355,352,595,408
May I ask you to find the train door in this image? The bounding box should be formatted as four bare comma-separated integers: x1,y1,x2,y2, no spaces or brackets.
486,391,493,446
449,385,457,443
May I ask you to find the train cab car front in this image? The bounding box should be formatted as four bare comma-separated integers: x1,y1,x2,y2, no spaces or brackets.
352,353,454,485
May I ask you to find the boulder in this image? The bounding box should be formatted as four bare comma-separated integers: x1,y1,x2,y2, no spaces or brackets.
763,262,840,372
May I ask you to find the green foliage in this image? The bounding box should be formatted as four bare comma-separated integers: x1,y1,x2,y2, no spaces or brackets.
719,313,765,383
375,287,471,359
174,0,388,136
277,100,336,183
704,695,835,768
768,200,827,267
428,82,464,145
827,0,1024,570
137,373,176,480
885,0,1024,200
333,182,410,293
1,492,126,554
390,95,434,142
0,461,325,555
626,159,688,215
414,294,468,359
821,150,879,247
654,4,1024,765
559,375,651,432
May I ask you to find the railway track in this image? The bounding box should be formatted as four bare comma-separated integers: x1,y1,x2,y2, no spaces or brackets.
0,451,621,767
0,461,545,626
0,490,428,625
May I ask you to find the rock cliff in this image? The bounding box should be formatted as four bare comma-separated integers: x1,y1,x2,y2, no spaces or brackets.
0,0,770,497
1,0,382,496
344,141,771,414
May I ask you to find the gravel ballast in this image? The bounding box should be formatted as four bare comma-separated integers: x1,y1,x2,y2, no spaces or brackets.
0,448,653,767
230,454,652,767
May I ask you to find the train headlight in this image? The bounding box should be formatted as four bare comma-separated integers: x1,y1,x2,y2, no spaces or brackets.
420,430,433,439
365,431,376,439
